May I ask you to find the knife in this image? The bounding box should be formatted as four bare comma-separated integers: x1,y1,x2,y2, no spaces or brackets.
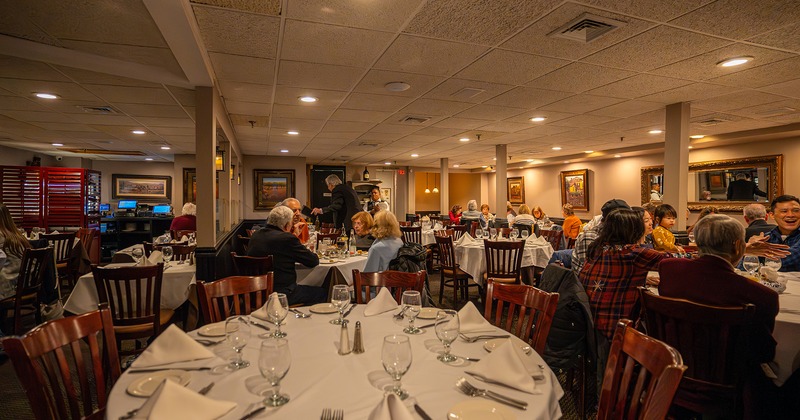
414,403,433,420
239,406,266,420
342,303,357,318
248,319,271,331
417,322,436,329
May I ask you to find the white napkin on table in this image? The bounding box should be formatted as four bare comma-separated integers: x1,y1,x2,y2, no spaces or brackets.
138,250,162,266
364,287,399,316
251,292,288,321
455,233,476,247
367,393,414,420
465,341,540,394
457,301,494,333
133,380,237,420
433,223,443,230
180,235,189,243
526,235,548,246
131,324,216,368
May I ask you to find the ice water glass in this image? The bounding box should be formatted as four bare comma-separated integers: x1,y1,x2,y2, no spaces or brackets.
330,285,350,325
742,255,760,275
382,334,412,400
258,338,291,407
435,310,459,363
489,228,498,240
520,230,529,240
131,247,144,264
401,291,422,334
225,316,251,369
161,246,173,268
266,293,289,338
764,257,782,271
510,229,519,241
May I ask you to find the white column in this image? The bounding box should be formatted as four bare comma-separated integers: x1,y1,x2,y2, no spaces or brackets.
439,158,449,216
495,144,507,217
195,86,217,247
218,141,231,233
663,102,690,230
407,167,415,215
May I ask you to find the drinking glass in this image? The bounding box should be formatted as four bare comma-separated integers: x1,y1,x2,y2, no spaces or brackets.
764,257,782,271
225,316,251,369
742,255,760,275
687,232,695,243
510,229,519,241
258,338,291,407
520,230,529,240
401,291,422,334
434,310,459,363
266,293,289,338
131,247,144,264
330,285,350,325
161,246,173,268
475,228,484,239
381,334,412,400
489,228,498,240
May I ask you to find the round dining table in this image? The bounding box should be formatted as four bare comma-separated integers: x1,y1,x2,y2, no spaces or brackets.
105,305,565,419
455,239,554,286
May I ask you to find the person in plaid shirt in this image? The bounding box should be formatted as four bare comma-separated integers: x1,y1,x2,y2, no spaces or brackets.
766,194,800,272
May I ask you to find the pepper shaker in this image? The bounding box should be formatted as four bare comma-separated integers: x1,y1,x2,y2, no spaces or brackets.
338,321,351,355
352,321,365,354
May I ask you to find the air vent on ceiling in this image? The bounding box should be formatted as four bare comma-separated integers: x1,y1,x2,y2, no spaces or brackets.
63,148,146,156
78,105,119,114
697,117,729,127
399,115,431,124
451,87,486,100
358,142,380,147
549,13,625,43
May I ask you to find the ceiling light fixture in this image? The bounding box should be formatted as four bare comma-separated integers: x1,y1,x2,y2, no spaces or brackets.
648,129,663,134
35,92,59,99
530,116,546,122
160,146,171,150
688,146,694,149
453,164,459,168
384,161,391,165
131,130,146,135
425,173,431,194
280,149,289,153
552,146,562,151
564,160,570,164
52,143,63,147
411,153,419,157
584,150,594,154
690,135,705,139
481,165,488,168
145,157,153,161
614,154,621,158
298,96,318,103
526,159,534,163
384,81,411,92
432,173,439,193
459,137,470,142
287,131,299,135
717,56,753,67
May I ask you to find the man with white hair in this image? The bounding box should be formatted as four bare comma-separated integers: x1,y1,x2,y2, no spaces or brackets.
311,174,360,232
248,206,325,305
170,202,196,231
743,203,775,241
727,172,767,201
280,197,309,244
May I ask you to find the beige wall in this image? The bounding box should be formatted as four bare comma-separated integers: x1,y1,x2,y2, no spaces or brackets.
0,144,58,167
449,173,482,212
242,155,307,220
414,171,440,211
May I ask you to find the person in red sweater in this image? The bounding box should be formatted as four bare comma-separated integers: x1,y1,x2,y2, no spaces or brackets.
449,204,462,225
170,202,196,231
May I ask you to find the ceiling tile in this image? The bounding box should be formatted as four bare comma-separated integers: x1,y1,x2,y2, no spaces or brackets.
27,122,94,132
726,99,800,119
0,110,75,123
223,100,270,116
484,87,573,109
424,78,513,103
340,93,414,112
587,100,667,118
82,85,176,105
432,117,492,130
210,53,275,85
583,0,709,21
540,94,625,114
133,117,194,128
282,20,394,68
504,110,576,124
747,21,800,52
692,91,791,112
759,78,800,99
637,82,740,104
193,5,279,59
398,98,473,116
368,123,421,135
0,79,97,101
374,35,488,77
456,50,569,85
286,0,424,32
115,103,190,119
527,63,636,93
165,86,196,107
549,114,619,128
321,120,375,133
271,104,331,120
272,86,347,109
454,104,526,121
669,0,800,40
707,57,800,89
58,40,185,79
476,121,531,133
218,81,273,103
649,43,796,82
329,109,392,123
0,56,70,82
277,61,362,91
587,74,693,99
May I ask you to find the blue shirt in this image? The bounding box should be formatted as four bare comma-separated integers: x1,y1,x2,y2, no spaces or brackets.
767,227,800,272
364,237,403,272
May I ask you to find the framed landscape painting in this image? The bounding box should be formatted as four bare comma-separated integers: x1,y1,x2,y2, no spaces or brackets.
560,169,589,211
112,174,171,200
254,169,295,211
507,176,525,205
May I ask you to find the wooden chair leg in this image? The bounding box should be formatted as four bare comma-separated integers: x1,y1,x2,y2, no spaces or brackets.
438,272,445,306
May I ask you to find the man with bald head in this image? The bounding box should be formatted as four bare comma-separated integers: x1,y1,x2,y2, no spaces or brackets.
280,198,309,244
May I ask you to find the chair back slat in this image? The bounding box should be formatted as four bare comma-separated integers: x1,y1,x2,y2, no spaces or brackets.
40,232,75,263
6,247,52,334
170,229,195,240
197,275,274,323
92,264,164,330
352,270,426,304
400,225,422,245
483,239,524,283
484,280,559,353
450,224,467,240
230,252,274,276
540,229,563,251
435,235,457,270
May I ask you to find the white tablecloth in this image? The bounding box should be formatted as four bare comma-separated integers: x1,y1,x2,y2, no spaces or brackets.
105,305,564,419
455,240,554,285
774,272,800,386
63,262,196,314
296,256,368,287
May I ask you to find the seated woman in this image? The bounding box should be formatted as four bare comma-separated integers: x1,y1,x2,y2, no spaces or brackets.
512,204,536,225
532,206,549,225
461,200,482,221
479,204,494,229
170,202,197,231
631,206,655,250
686,205,718,236
561,203,582,239
364,211,404,272
448,204,462,225
0,204,31,301
351,211,375,251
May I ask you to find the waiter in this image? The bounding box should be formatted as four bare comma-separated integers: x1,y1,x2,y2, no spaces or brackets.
311,175,360,232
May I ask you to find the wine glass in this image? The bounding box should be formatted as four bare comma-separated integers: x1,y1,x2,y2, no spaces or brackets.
764,257,782,271
401,291,422,334
742,255,760,276
435,310,459,363
509,229,519,241
520,230,529,240
258,338,291,407
266,293,289,338
330,285,350,325
489,228,498,240
687,232,696,243
381,334,412,400
161,245,173,269
131,247,144,264
225,316,251,369
476,228,484,239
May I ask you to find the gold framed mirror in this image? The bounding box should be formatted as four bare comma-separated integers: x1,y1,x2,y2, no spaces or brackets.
641,154,783,212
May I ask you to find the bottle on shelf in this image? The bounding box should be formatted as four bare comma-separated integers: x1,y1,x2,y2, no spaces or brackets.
362,166,370,181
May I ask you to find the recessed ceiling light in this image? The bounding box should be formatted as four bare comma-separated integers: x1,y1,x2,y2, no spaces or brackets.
564,160,570,164
530,116,546,122
492,157,497,161
614,154,621,158
52,143,63,147
526,159,534,163
688,146,694,149
410,153,419,157
648,129,663,134
453,164,459,168
384,82,411,92
35,92,59,99
717,56,753,67
131,130,146,135
280,149,289,153
690,135,705,139
298,96,318,103
161,146,171,150
287,131,299,135
584,150,594,154
481,165,488,168
551,146,562,151
145,158,153,161
459,137,470,142
384,161,391,165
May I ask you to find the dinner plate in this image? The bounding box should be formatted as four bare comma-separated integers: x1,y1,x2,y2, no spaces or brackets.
483,338,532,355
417,307,440,320
319,259,340,265
309,303,338,314
126,370,191,397
447,399,515,419
197,322,226,337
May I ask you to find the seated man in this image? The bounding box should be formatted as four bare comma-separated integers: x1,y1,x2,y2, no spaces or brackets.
766,194,800,271
280,197,309,244
744,203,776,241
247,206,324,305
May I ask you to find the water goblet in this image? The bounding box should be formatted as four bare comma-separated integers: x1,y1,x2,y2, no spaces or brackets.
258,338,291,407
225,316,251,369
160,246,173,269
434,310,460,363
266,293,289,337
764,257,782,271
330,285,350,325
381,334,412,400
510,229,519,241
131,247,144,264
489,228,498,240
401,291,422,334
520,230,529,240
742,255,760,276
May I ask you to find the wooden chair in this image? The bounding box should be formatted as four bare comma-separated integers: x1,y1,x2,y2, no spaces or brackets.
398,221,412,227
168,243,196,263
540,229,563,251
435,235,478,306
483,239,524,284
638,289,756,418
76,227,95,258
597,319,686,420
230,252,273,275
91,263,171,357
170,229,195,240
566,237,577,249
441,219,453,228
316,232,340,248
497,227,512,238
320,222,336,229
434,229,454,237
40,232,76,287
484,280,559,354
197,274,274,323
468,221,479,237
400,225,422,244
513,223,535,238
1,304,121,420
451,224,467,240
0,247,52,335
319,227,341,235
352,269,426,304
237,234,250,254
429,215,441,226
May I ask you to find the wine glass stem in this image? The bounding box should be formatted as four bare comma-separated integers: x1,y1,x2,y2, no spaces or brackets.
271,383,281,401
339,309,344,324
443,342,451,357
393,378,402,394
235,348,242,366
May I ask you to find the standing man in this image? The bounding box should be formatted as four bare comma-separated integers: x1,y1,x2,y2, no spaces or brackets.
727,172,768,201
650,183,663,201
743,203,775,241
280,197,309,244
364,185,386,216
766,194,800,271
311,174,360,232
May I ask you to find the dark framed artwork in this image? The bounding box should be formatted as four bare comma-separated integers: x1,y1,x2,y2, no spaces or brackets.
254,169,295,211
560,169,589,211
183,168,197,204
507,176,525,205
112,174,171,200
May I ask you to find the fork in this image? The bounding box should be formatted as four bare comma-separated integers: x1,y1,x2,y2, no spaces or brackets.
393,306,409,320
459,334,510,343
320,408,344,420
455,377,528,410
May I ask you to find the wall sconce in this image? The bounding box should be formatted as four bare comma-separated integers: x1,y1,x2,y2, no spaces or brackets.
237,173,241,185
230,164,235,180
215,149,225,172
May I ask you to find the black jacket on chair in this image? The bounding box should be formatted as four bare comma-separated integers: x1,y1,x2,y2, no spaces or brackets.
745,219,776,242
322,184,360,232
247,224,319,293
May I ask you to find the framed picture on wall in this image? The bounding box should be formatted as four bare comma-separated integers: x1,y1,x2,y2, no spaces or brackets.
183,168,197,204
381,188,391,203
254,169,295,211
507,176,525,205
560,169,589,211
112,174,171,200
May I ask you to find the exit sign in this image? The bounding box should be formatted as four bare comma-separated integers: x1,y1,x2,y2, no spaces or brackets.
397,169,405,175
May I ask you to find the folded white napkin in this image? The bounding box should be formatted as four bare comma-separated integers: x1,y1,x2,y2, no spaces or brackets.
367,393,414,420
364,287,399,316
526,235,548,246
760,267,787,293
455,233,476,247
251,292,288,321
180,235,189,243
50,230,59,234
465,341,539,394
134,380,236,420
433,223,443,230
131,324,216,368
139,250,162,266
457,302,494,333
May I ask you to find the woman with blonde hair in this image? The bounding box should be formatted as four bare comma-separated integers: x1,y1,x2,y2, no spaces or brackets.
561,204,582,239
512,204,536,225
364,211,403,272
0,203,31,300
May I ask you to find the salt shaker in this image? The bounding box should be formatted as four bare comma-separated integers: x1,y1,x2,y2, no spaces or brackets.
352,321,365,354
338,321,351,355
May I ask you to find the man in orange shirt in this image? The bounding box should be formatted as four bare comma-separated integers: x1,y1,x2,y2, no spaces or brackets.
280,198,309,244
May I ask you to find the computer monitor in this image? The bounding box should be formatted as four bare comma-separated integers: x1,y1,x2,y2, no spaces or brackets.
117,200,137,210
99,203,110,212
153,205,171,215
